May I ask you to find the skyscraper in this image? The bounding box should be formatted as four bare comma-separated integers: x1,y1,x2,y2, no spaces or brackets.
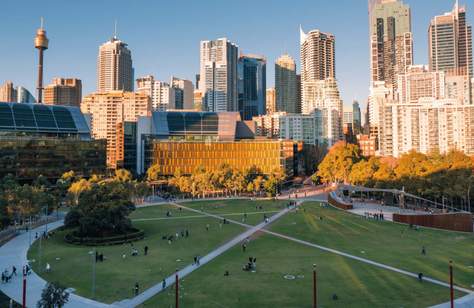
44,78,82,107
300,27,336,81
0,81,17,102
397,65,445,104
17,87,36,104
199,38,238,112
275,54,297,113
352,100,362,134
136,75,175,111
369,0,413,89
171,77,194,110
97,35,134,92
428,2,473,76
238,54,266,120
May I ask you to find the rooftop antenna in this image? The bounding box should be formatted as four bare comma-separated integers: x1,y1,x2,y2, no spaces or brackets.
40,16,44,29
113,19,117,39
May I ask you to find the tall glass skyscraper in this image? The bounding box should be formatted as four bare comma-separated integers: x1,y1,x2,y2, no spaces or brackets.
238,54,266,120
199,38,238,112
275,54,297,113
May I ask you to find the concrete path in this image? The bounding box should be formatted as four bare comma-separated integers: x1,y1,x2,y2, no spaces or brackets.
0,220,112,308
113,203,294,307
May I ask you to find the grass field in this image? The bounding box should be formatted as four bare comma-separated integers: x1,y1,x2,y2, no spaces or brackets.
178,199,290,226
141,234,462,308
270,202,474,289
27,203,245,303
26,199,474,307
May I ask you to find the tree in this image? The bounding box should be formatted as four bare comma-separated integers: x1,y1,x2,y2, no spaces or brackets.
68,179,92,206
114,169,132,182
146,164,162,182
317,142,361,184
37,282,69,308
349,157,380,186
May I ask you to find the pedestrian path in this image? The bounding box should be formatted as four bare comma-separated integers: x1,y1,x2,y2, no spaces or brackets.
0,220,112,308
113,203,294,307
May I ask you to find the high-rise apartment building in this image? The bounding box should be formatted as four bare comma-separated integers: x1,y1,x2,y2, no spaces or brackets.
429,2,473,76
97,36,134,92
377,99,474,157
301,78,343,116
397,65,445,104
238,54,266,120
369,0,413,90
0,81,17,102
266,88,276,115
199,38,238,112
136,75,175,111
296,74,302,113
275,54,297,113
300,27,336,81
81,91,151,168
171,77,193,110
44,78,82,107
193,90,203,111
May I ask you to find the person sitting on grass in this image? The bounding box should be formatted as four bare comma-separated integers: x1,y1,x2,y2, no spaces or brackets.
131,248,139,256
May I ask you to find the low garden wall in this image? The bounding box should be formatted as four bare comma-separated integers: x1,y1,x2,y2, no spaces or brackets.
328,192,353,210
393,212,473,233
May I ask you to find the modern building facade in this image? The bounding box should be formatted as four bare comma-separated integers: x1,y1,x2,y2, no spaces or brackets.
238,54,266,120
44,78,82,107
81,91,151,168
135,111,301,177
171,77,194,110
369,0,413,90
0,81,17,102
17,87,36,104
275,54,297,113
136,75,175,111
429,2,473,76
352,100,362,134
0,102,106,180
397,65,445,104
97,36,134,92
265,88,276,115
199,38,238,112
377,98,474,157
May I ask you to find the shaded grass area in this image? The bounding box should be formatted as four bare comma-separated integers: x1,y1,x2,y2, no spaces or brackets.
27,204,245,303
0,291,20,308
270,202,474,290
141,234,460,308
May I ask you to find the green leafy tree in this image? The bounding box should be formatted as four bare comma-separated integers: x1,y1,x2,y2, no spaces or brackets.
37,282,69,308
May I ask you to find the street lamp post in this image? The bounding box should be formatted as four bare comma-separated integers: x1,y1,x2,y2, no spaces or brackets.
88,249,96,299
449,260,454,308
312,264,317,308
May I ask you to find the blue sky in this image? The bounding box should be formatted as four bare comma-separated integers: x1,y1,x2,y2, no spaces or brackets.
0,0,472,109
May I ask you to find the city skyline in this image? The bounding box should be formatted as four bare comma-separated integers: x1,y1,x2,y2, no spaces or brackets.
1,0,472,108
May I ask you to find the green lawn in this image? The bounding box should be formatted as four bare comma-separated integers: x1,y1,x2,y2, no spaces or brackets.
141,234,461,308
178,199,290,225
270,202,474,290
27,204,245,303
26,199,473,307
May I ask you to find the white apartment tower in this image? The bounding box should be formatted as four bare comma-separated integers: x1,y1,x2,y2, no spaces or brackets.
97,36,134,92
136,75,175,111
199,38,238,112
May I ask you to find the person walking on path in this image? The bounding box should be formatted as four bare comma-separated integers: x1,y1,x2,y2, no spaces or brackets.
11,266,16,276
162,279,166,289
134,282,140,296
144,246,149,256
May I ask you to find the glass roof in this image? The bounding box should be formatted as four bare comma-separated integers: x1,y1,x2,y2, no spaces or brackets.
0,102,90,134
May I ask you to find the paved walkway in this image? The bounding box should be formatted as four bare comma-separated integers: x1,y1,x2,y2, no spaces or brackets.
0,220,112,308
132,210,280,222
113,203,294,307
